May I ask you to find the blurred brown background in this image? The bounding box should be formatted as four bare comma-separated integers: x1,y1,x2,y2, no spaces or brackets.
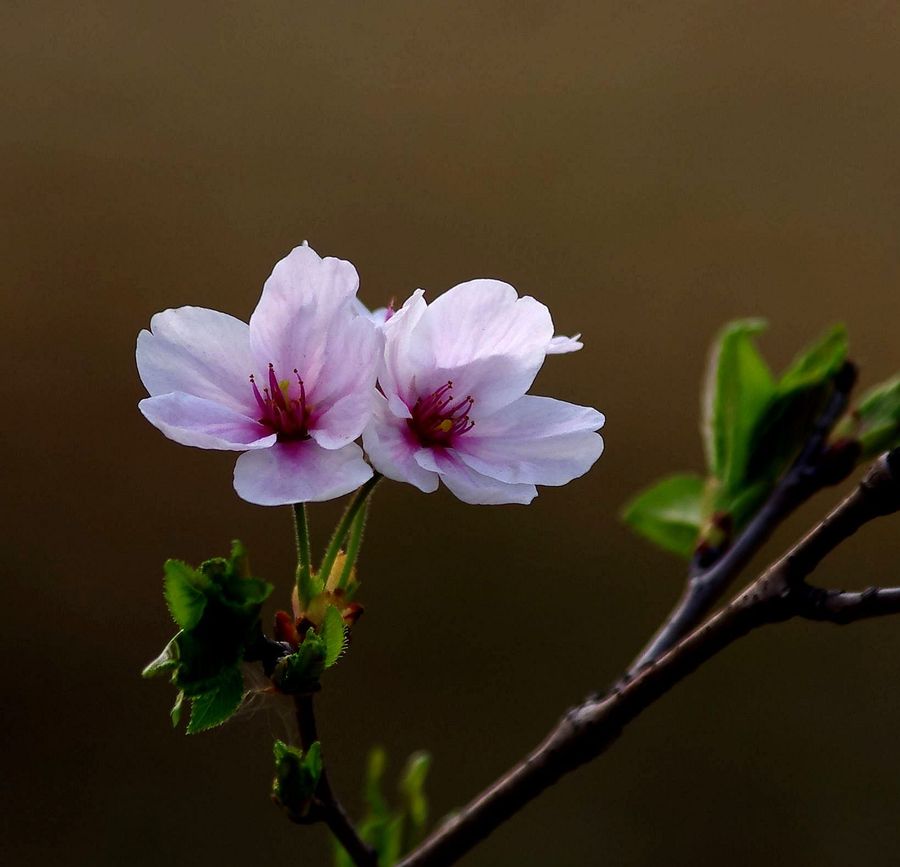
2,2,900,865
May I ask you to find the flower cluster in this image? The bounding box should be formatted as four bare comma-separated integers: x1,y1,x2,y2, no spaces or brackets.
137,243,604,505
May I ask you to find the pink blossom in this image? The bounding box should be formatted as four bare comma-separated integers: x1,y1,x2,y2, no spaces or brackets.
363,280,604,504
137,244,381,505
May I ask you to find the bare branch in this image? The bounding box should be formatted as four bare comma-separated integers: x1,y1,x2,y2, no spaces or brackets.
798,586,900,623
626,363,858,675
397,450,900,867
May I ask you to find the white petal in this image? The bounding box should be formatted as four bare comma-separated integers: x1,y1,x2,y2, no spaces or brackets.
415,448,537,505
351,297,391,326
307,314,382,446
136,307,254,412
139,393,276,451
455,395,604,486
410,280,554,415
248,244,361,389
547,334,583,354
310,390,375,450
379,289,428,412
233,440,373,505
362,398,439,493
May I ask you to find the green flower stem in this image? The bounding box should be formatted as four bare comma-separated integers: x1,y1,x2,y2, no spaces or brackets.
337,498,370,591
319,474,382,585
292,502,315,608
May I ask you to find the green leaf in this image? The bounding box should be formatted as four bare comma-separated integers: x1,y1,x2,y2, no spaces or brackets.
273,631,327,694
381,814,404,866
622,474,707,558
229,539,250,579
303,740,323,782
400,751,432,834
186,665,244,733
322,605,348,668
163,560,207,630
702,319,774,492
857,376,900,457
777,324,848,393
145,542,275,732
365,746,390,824
273,739,323,820
740,325,848,494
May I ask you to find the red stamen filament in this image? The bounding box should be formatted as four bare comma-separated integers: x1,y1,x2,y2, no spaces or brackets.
249,364,312,440
408,381,475,447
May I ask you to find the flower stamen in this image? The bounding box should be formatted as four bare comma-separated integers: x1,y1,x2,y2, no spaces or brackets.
250,363,313,440
408,381,475,447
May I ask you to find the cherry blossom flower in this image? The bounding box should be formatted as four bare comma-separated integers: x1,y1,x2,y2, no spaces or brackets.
362,280,604,504
137,244,381,506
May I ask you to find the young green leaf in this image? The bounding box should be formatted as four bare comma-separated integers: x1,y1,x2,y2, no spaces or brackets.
170,690,185,727
142,635,180,679
400,751,432,834
743,324,849,486
777,324,848,393
365,746,390,824
273,631,327,694
272,739,323,820
857,376,900,457
702,319,774,493
163,560,207,630
186,665,244,734
322,604,348,668
622,474,707,558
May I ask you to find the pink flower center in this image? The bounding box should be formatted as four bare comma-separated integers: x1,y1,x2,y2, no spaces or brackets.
408,381,475,447
250,364,312,440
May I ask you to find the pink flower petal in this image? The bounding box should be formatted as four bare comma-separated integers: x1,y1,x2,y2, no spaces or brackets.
455,396,604,486
307,314,382,445
379,289,428,414
139,393,276,450
136,307,254,412
362,398,439,493
546,333,583,354
233,439,372,505
409,280,554,415
415,447,538,505
248,244,361,391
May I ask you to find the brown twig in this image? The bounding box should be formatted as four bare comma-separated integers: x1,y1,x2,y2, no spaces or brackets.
294,695,378,867
396,450,900,867
625,362,858,676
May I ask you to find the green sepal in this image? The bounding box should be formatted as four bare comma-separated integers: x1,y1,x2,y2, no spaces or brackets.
186,665,244,733
622,474,707,559
272,739,323,821
322,605,348,668
856,376,900,457
273,630,327,694
702,318,774,493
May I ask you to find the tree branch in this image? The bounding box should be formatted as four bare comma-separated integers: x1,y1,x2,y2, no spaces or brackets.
397,450,900,867
626,363,858,675
294,695,378,867
798,585,900,623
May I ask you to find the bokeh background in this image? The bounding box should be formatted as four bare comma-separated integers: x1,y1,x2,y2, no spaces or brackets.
3,2,900,865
